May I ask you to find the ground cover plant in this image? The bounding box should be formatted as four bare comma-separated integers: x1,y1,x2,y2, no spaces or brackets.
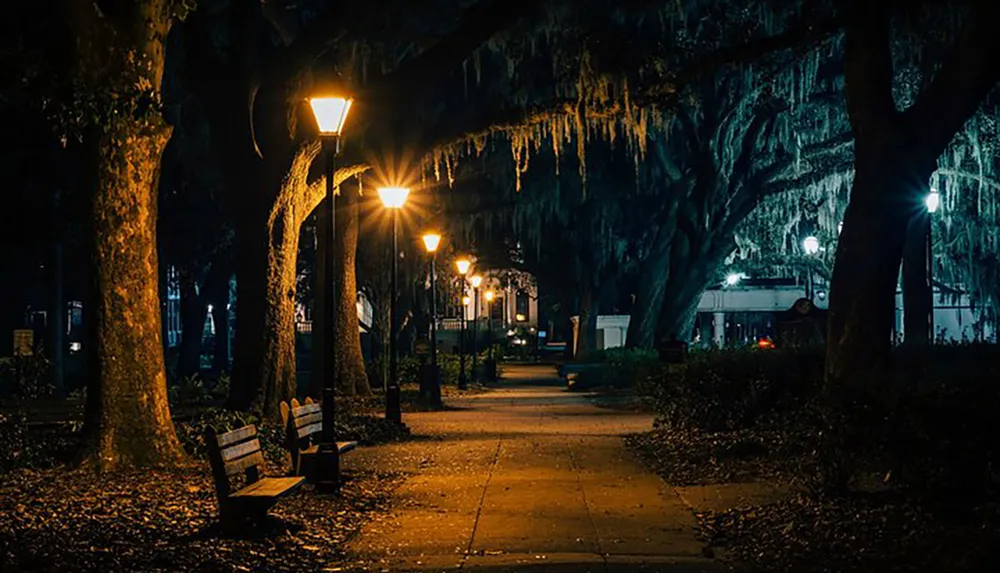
625,343,1000,572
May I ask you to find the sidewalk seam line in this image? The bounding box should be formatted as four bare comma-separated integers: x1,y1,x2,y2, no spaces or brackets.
567,439,609,570
460,437,502,569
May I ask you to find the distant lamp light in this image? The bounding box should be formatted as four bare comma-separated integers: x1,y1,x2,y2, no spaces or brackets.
484,290,495,302
462,296,471,306
816,290,828,301
926,189,941,213
378,187,410,209
515,313,526,322
725,273,744,287
838,221,843,234
803,236,820,255
757,337,776,350
422,233,442,253
506,329,516,336
456,258,471,275
308,97,352,136
470,275,483,289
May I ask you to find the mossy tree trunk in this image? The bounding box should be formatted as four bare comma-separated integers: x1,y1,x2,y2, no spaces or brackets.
70,0,184,469
826,0,1000,386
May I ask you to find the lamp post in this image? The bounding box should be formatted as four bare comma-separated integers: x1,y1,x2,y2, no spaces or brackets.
455,258,471,390
484,290,495,381
802,236,820,300
307,95,352,493
460,295,471,389
470,275,482,382
422,233,442,404
926,189,941,341
378,187,410,425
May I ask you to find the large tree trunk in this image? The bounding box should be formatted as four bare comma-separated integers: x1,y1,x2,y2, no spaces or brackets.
229,198,300,417
826,148,914,384
626,240,671,349
86,116,182,468
902,211,931,345
177,273,207,381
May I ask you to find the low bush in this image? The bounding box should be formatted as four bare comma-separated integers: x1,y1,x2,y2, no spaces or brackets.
575,347,661,390
643,343,1000,499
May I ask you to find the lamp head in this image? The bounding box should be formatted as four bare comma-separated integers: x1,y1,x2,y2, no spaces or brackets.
456,258,471,275
462,296,471,306
926,189,941,213
725,273,744,286
470,275,483,288
802,236,820,255
308,96,352,136
422,233,442,253
484,290,495,302
378,187,410,209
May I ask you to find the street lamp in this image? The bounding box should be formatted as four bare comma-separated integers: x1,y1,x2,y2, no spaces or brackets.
484,290,495,380
455,259,471,390
470,275,482,382
926,189,941,339
422,232,442,405
307,94,352,493
802,236,820,300
725,273,744,287
378,186,410,425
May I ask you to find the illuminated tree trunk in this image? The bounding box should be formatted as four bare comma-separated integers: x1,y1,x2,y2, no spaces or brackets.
86,115,183,468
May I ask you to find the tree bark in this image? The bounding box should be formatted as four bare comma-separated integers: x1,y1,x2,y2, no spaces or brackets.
626,239,672,349
86,115,183,468
902,211,931,345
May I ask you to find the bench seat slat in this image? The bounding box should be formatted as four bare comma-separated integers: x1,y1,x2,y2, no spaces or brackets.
299,441,359,456
224,451,265,476
297,422,322,439
222,439,261,462
217,425,257,447
232,476,305,498
294,412,322,428
292,403,321,417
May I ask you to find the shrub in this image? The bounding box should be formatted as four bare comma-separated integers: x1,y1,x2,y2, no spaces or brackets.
575,348,662,390
0,355,55,402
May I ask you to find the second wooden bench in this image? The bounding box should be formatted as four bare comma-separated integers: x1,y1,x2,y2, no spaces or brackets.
280,398,358,477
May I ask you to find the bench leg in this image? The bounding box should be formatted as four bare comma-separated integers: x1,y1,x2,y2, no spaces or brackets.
219,500,273,533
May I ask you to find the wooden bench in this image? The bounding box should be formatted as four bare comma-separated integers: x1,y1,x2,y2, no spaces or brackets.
280,398,358,478
205,424,305,529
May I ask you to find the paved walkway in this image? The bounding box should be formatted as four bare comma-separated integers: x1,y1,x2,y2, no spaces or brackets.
344,364,719,572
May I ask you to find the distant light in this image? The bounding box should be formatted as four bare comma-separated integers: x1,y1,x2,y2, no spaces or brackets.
838,221,843,234
537,330,547,338
506,329,516,336
926,189,941,213
725,273,744,286
484,290,495,302
757,338,775,350
516,313,526,322
456,258,471,275
529,327,536,333
803,236,820,255
470,275,483,289
378,187,410,209
69,342,82,352
422,233,442,253
207,304,214,313
462,296,471,306
817,290,827,300
308,97,352,136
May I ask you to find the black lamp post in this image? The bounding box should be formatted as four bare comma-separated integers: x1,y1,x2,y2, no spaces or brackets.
470,275,482,382
422,233,442,404
926,189,941,340
378,187,409,425
456,259,471,390
307,95,352,493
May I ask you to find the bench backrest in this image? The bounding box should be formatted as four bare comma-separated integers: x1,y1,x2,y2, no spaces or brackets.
205,425,264,500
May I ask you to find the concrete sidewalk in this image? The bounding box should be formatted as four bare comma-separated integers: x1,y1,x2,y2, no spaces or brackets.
343,364,718,572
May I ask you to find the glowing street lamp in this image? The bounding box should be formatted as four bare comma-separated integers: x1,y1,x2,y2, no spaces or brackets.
456,258,471,276
378,186,411,425
926,189,941,214
469,275,483,382
803,236,820,255
307,93,352,493
725,273,744,287
422,232,442,405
